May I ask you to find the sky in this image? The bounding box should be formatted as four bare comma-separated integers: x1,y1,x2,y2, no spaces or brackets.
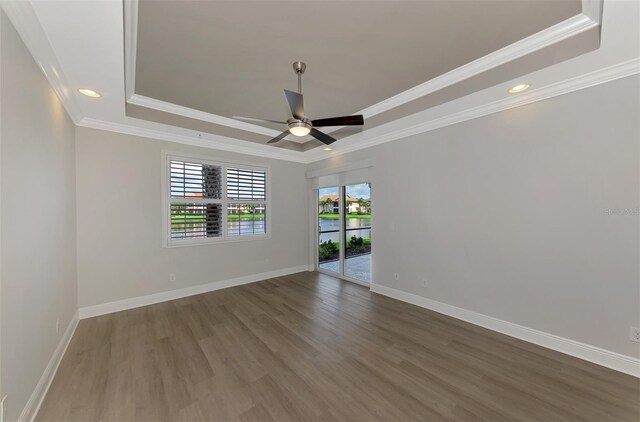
319,183,371,199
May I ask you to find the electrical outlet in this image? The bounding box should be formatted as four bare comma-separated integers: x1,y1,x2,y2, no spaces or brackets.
1,395,8,422
169,273,176,283
56,318,59,334
630,326,640,343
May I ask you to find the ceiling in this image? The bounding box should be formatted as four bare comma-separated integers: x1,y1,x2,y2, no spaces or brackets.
129,0,597,148
3,0,639,162
134,0,581,122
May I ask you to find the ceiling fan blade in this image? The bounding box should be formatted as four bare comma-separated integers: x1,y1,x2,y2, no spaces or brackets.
312,115,364,127
267,130,290,144
232,116,287,125
310,128,337,145
284,89,305,119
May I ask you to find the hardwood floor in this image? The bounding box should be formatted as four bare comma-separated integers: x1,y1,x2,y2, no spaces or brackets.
38,272,639,421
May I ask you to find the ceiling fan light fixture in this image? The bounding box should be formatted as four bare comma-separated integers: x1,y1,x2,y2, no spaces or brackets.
289,126,311,137
288,119,311,137
235,62,364,146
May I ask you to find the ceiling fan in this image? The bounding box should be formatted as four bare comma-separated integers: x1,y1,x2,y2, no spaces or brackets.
233,61,364,145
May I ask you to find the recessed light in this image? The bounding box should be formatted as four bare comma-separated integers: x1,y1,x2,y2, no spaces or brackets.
508,84,530,94
78,88,101,98
323,147,332,151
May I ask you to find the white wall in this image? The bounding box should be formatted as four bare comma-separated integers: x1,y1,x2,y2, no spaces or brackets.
0,9,77,421
75,127,309,308
307,75,640,359
0,8,4,408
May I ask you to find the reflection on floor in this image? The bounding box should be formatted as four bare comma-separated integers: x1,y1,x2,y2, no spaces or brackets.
319,253,371,283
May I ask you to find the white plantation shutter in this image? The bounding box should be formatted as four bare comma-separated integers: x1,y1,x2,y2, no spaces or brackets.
170,161,222,199
170,203,223,239
165,155,269,246
226,167,267,237
226,168,266,201
169,160,223,239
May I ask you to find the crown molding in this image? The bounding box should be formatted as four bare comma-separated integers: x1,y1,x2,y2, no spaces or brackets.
1,0,83,123
122,2,601,138
121,1,601,138
76,117,309,163
79,58,640,165
123,0,137,101
128,94,283,138
304,58,640,163
6,0,626,167
357,11,599,120
582,0,604,25
123,0,279,139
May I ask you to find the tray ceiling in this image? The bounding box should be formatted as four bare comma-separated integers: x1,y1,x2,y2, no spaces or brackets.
9,0,637,163
134,0,582,125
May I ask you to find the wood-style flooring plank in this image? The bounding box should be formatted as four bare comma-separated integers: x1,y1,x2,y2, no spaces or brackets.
37,272,640,422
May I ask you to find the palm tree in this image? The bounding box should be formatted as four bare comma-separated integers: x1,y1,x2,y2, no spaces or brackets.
357,198,370,215
320,197,334,213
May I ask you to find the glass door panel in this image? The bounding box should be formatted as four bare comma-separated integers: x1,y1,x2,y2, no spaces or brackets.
318,187,340,274
344,183,371,283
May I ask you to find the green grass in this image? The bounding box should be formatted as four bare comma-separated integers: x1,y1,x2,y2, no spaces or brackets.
318,213,371,220
226,214,265,221
171,214,265,222
171,214,204,221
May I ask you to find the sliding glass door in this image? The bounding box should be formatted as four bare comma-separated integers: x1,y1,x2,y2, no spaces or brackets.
317,183,371,284
318,186,341,275
343,183,371,283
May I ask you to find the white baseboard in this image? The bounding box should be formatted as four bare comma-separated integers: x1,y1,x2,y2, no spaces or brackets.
370,283,640,378
78,265,311,319
18,311,79,422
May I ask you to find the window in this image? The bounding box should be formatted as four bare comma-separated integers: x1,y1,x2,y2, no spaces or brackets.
163,153,269,246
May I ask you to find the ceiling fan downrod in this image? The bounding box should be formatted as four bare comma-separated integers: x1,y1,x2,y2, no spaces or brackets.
293,61,306,94
231,60,364,146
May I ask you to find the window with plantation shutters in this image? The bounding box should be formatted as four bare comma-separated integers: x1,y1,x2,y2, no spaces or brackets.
164,154,269,246
226,168,267,237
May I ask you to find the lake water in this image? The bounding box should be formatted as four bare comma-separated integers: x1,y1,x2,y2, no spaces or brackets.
228,220,266,236
319,217,371,243
172,217,367,240
171,220,266,239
